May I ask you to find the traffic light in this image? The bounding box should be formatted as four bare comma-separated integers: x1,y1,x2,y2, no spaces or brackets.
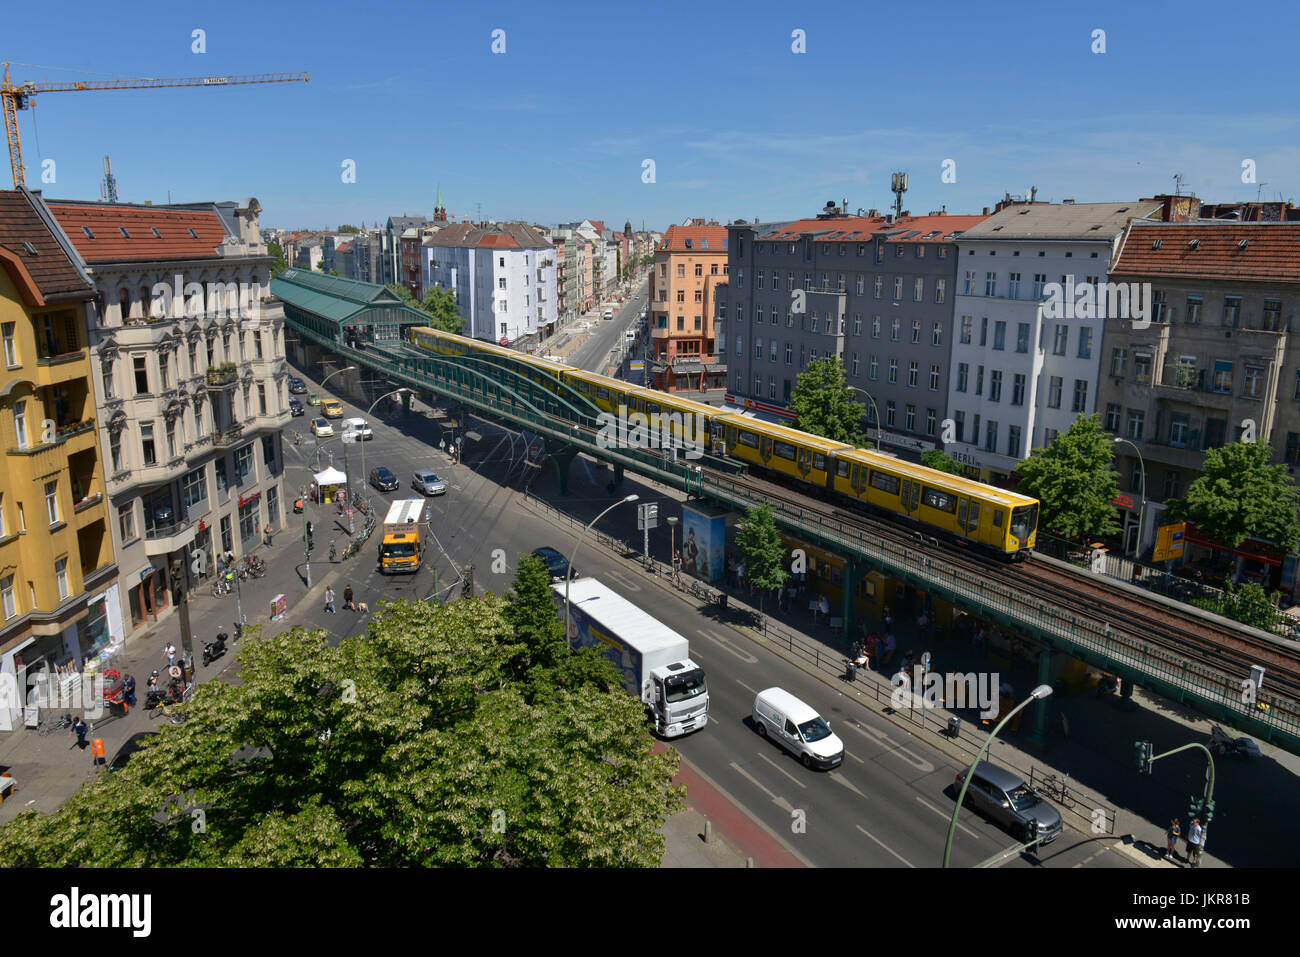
1188,796,1203,821
1204,799,1215,824
1134,740,1153,774
1017,817,1039,852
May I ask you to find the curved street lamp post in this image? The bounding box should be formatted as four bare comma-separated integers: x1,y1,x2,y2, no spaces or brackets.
1113,436,1146,558
563,494,639,643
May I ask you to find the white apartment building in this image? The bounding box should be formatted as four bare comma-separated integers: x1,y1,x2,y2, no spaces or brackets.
422,223,557,344
944,201,1159,484
42,197,290,634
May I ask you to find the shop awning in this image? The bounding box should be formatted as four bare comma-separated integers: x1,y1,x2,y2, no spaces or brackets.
314,467,347,485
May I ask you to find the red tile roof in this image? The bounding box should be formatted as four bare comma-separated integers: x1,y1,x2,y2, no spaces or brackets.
0,190,94,303
660,224,729,253
762,212,988,243
477,233,520,249
45,202,227,263
1112,221,1300,283
588,220,605,233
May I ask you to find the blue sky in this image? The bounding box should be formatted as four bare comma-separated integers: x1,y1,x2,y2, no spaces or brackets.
11,0,1300,230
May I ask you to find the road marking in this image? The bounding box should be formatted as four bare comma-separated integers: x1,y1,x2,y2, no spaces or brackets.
753,751,807,789
827,771,867,798
835,720,934,773
975,841,1025,868
855,824,915,867
604,569,642,592
735,679,760,697
914,795,980,839
729,762,795,813
697,628,758,663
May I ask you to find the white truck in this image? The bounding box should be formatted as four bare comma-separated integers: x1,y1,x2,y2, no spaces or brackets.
554,578,708,738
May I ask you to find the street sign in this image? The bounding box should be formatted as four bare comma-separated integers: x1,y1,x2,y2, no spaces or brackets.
637,502,659,531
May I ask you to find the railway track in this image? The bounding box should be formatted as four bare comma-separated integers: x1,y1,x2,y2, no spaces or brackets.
717,468,1300,707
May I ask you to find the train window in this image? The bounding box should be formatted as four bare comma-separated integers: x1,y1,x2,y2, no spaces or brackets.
773,441,796,460
994,511,1004,527
596,387,610,400
968,504,980,530
923,488,956,513
837,460,850,478
869,469,900,494
646,402,660,415
814,453,826,471
737,430,759,448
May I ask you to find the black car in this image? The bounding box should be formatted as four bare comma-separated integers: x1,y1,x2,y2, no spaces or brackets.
289,398,305,417
369,466,398,492
288,377,307,394
532,547,576,584
106,731,159,773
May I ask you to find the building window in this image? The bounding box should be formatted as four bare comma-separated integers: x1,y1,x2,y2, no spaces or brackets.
1012,373,1025,406
1126,409,1144,440
960,316,972,344
886,401,896,427
985,420,998,453
993,321,1006,350
956,363,968,392
852,353,859,375
913,277,924,302
755,338,763,359
1047,376,1062,408
905,404,916,432
884,358,897,384
1053,325,1067,355
1,323,15,367
1077,327,1093,358
55,558,69,601
853,315,862,336
908,361,919,388
141,422,156,466
890,318,900,341
1133,354,1152,385
45,479,59,525
872,316,881,338
963,271,975,295
954,410,965,443
1105,403,1121,432
134,355,149,394
976,365,984,395
1008,425,1022,458
1222,296,1241,327
0,576,14,620
869,355,878,380
1243,365,1264,398
1170,413,1190,449
989,370,1002,402
785,343,792,365
1185,295,1202,325
856,275,865,295
1287,433,1300,466
1007,273,1021,298
1016,323,1029,353
1110,347,1127,377
1033,274,1046,298
926,408,936,436
911,320,921,344
984,272,997,296
1263,299,1283,332
893,277,903,300
1152,290,1167,323
1212,361,1232,394
1072,379,1088,412
934,279,946,304
13,400,27,451
929,364,941,391
980,317,988,346
932,322,942,346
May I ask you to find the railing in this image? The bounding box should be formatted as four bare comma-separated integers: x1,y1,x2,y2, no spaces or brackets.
211,424,244,447
73,493,103,514
206,366,238,387
146,518,191,540
36,349,86,366
7,418,96,454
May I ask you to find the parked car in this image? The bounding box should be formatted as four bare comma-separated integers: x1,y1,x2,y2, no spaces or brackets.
603,308,613,320
412,470,446,496
954,760,1063,845
289,398,305,417
106,731,159,773
752,687,844,770
531,546,576,583
321,399,344,419
311,417,334,438
288,377,307,394
341,417,372,440
369,466,398,492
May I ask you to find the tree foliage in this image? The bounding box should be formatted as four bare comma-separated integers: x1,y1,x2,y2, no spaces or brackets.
921,450,963,475
736,503,790,612
1014,414,1120,541
788,357,866,446
267,241,287,278
1191,580,1282,631
1164,442,1300,551
337,224,360,234
420,286,464,334
0,597,681,867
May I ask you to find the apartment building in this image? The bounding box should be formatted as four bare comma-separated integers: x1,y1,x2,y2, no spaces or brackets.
42,197,290,634
723,204,986,454
648,221,729,393
0,189,117,714
1101,212,1300,556
422,222,558,345
944,200,1158,482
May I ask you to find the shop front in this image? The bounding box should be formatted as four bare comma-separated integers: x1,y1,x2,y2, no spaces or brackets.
128,563,170,629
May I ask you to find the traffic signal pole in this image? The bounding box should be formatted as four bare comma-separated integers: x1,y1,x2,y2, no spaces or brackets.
1135,740,1217,863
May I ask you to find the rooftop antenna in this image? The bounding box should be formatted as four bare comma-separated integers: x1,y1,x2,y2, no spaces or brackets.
99,155,118,203
1256,182,1269,202
890,172,909,221
1173,172,1185,196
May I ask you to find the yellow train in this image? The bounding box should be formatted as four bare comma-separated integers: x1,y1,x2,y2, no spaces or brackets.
407,326,1039,557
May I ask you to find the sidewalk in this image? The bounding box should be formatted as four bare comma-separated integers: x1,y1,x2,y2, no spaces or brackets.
519,463,1300,869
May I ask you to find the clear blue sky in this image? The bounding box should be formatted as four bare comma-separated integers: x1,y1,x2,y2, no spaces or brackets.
11,0,1300,231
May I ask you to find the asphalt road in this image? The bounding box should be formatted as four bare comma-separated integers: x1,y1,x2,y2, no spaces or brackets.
568,278,649,373
282,379,1140,868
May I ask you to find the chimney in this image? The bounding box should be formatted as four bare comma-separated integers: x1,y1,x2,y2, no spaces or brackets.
982,207,990,216
1030,186,1038,202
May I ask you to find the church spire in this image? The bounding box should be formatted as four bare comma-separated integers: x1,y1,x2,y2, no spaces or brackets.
434,184,447,223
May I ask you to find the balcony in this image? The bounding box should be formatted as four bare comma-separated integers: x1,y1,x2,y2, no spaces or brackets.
211,424,245,448
205,364,239,390
36,348,87,367
6,418,95,456
143,517,198,557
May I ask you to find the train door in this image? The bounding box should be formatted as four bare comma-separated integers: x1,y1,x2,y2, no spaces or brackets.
797,448,812,477
899,479,920,514
852,464,868,496
759,436,773,463
957,497,969,536
966,502,980,536
711,419,726,455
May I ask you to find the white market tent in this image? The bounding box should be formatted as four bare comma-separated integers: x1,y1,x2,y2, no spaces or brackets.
314,467,347,486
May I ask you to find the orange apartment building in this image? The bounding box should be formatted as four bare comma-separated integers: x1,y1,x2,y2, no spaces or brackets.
648,221,728,393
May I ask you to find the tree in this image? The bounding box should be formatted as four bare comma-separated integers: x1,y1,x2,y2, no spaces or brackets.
0,597,682,867
921,450,963,475
736,502,790,615
788,357,866,446
338,224,360,234
1014,414,1120,541
421,286,464,334
267,241,287,278
1192,580,1282,630
386,282,415,304
1164,442,1300,551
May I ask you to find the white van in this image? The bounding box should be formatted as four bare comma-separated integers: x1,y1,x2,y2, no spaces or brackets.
752,687,844,769
603,308,614,320
340,417,372,441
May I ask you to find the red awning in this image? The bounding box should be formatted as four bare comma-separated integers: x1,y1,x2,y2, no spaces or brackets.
1183,524,1285,566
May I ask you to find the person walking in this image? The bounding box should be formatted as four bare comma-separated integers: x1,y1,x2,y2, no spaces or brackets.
124,673,137,710
343,584,354,611
818,593,830,625
307,521,315,551
324,585,336,614
1166,818,1181,861
672,549,683,586
348,508,355,536
163,641,177,668
70,715,89,750
1187,817,1203,867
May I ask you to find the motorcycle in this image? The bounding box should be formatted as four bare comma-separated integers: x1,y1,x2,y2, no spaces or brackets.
202,631,229,667
145,677,186,710
1209,724,1261,760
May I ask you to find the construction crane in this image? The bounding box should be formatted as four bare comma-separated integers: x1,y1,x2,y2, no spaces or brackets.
2,62,308,188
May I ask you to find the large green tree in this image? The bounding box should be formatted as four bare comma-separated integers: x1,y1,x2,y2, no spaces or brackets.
1164,441,1300,551
736,502,790,614
421,286,465,334
921,449,963,475
0,597,681,867
267,241,287,278
788,357,866,446
338,224,360,234
1014,414,1120,541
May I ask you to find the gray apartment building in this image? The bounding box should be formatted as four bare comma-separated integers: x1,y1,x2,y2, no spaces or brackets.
1100,206,1300,563
720,204,988,455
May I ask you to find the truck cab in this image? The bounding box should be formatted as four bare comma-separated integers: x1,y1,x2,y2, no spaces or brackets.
379,499,425,573
649,660,709,738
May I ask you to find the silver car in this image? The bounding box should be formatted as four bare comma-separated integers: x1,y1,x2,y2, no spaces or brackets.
955,760,1063,845
412,470,446,496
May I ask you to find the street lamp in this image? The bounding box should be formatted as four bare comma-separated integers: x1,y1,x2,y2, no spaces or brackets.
847,386,881,451
943,684,1053,867
667,515,679,571
299,438,340,589
1113,437,1146,558
564,494,639,642
319,365,357,496
358,388,408,507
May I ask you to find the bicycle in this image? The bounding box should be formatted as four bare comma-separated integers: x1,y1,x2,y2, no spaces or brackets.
37,712,73,736
329,541,337,562
1038,773,1076,809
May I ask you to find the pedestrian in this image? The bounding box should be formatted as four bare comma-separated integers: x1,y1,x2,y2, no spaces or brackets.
883,631,897,668
1166,818,1181,861
736,560,744,591
344,584,354,611
818,593,830,624
324,585,336,614
884,605,893,631
1187,817,1203,867
163,641,176,668
307,521,315,550
124,673,137,710
70,715,89,750
672,549,683,585
348,508,355,536
263,526,273,547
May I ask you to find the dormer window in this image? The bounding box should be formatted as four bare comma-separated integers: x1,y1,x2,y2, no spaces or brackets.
119,227,131,238
1189,239,1200,249
151,227,162,239
1152,239,1162,249
1238,239,1249,250
188,228,198,239
81,226,95,239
